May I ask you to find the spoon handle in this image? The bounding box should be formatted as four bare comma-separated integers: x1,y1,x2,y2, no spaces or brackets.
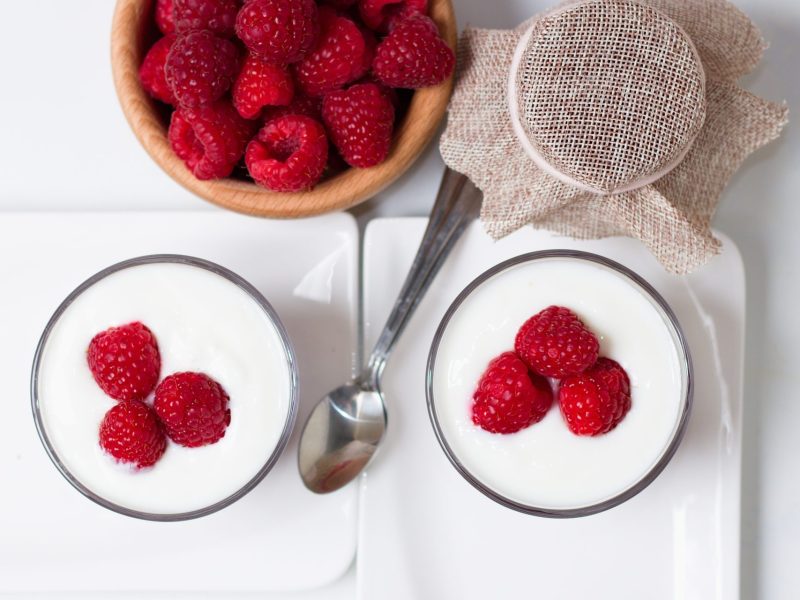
363,168,482,387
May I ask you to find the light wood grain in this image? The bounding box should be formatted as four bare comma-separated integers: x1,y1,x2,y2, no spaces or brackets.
111,0,456,218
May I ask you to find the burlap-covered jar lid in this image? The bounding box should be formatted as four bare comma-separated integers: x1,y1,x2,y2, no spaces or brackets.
441,0,788,273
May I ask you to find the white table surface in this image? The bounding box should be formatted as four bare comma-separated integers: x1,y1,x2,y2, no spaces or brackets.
0,1,797,598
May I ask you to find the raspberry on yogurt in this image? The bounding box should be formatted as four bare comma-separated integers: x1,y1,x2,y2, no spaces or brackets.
87,321,161,402
471,351,553,434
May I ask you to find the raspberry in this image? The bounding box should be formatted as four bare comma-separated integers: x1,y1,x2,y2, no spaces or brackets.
139,35,178,105
263,93,322,123
99,400,167,469
155,0,176,34
471,352,553,434
293,7,374,97
173,0,239,37
359,0,426,32
245,115,328,191
99,401,167,469
514,306,600,379
169,101,255,179
87,322,161,402
233,54,294,119
236,0,319,64
372,14,454,88
165,30,239,107
559,358,632,436
154,372,231,447
322,82,394,168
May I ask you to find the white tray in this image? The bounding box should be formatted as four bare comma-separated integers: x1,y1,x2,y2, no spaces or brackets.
0,211,359,593
359,218,744,599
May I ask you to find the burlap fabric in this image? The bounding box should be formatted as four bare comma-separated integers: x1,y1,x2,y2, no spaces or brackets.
440,0,788,273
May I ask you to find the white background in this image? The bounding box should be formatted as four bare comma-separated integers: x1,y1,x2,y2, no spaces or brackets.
0,1,797,598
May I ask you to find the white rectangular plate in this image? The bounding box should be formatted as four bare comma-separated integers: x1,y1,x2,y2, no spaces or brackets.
359,219,743,599
0,211,359,593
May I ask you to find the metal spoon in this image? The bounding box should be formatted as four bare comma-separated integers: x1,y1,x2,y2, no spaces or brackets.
298,168,482,493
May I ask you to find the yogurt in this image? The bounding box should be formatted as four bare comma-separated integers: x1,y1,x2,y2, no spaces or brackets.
34,258,295,517
429,255,688,512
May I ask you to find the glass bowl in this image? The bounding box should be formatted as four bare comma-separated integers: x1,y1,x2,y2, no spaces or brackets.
426,250,693,518
31,255,299,521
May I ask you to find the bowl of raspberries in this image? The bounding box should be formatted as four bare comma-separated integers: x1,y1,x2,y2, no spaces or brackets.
111,0,456,217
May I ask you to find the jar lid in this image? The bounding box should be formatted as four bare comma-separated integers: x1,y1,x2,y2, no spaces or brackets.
508,0,707,194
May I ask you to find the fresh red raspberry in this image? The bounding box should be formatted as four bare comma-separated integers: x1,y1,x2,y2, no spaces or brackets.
236,0,319,64
322,82,394,168
139,35,178,105
245,115,328,191
263,93,322,123
165,30,239,107
87,322,161,402
155,0,176,34
471,352,553,434
372,14,454,88
293,7,374,97
173,0,239,37
559,358,632,436
514,306,600,379
169,101,255,179
154,372,231,447
359,0,426,32
99,401,167,468
233,54,294,119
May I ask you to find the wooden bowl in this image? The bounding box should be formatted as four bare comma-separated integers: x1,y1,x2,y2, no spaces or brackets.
111,0,456,218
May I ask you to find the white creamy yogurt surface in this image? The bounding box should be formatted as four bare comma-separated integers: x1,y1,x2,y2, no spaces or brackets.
431,257,686,510
36,261,293,515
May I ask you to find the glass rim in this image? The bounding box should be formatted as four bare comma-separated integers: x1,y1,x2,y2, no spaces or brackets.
30,254,300,522
425,250,693,518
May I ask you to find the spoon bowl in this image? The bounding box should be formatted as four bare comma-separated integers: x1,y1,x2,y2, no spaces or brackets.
298,383,386,494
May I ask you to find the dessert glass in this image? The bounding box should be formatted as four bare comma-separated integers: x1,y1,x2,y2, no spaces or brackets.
31,255,299,521
426,250,693,517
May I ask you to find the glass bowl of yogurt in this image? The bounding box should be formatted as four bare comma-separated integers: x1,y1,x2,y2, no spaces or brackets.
31,255,298,521
426,250,692,517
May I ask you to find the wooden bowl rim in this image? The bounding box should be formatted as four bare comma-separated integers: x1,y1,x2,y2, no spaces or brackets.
110,0,456,218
